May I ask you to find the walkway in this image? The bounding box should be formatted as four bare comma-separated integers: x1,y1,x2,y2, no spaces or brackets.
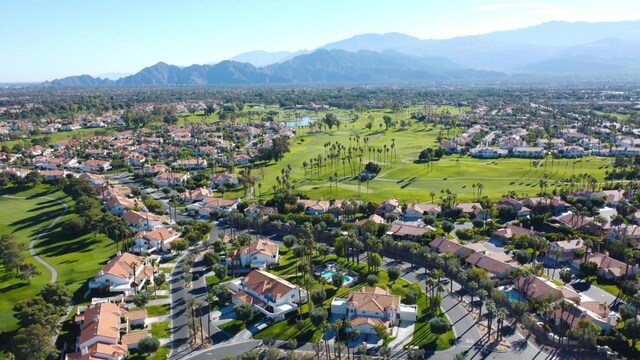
2,195,68,283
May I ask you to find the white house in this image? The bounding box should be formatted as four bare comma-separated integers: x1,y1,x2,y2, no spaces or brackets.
121,210,169,231
469,147,508,159
88,252,153,295
228,239,280,270
155,172,190,188
331,287,417,335
512,147,546,159
404,202,441,221
131,227,180,254
105,195,142,216
186,197,238,217
229,270,306,321
210,173,239,188
67,302,129,360
173,158,208,170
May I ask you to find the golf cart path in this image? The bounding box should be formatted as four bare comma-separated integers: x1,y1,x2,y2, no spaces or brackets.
2,195,69,283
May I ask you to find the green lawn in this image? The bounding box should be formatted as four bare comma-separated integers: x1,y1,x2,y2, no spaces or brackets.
218,319,246,334
0,185,115,332
134,303,171,317
589,277,621,297
3,128,104,148
219,106,613,203
150,320,171,339
128,345,170,360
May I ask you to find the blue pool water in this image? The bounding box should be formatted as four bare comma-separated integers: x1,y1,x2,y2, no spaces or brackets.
321,270,336,278
501,289,525,302
321,270,354,285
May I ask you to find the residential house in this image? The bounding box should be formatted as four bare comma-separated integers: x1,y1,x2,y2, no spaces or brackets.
404,202,441,221
331,287,417,335
524,196,571,215
187,197,238,217
574,253,639,280
80,172,107,185
66,302,131,360
387,221,435,241
131,227,180,254
514,275,580,302
494,197,531,218
555,213,604,234
551,300,617,333
173,158,208,170
88,252,153,295
550,239,585,263
456,202,486,220
105,195,142,216
179,187,214,203
233,154,252,166
209,173,239,188
229,270,305,321
39,169,68,181
469,147,508,159
466,251,521,278
512,147,546,158
155,172,190,188
376,198,402,219
121,210,169,231
81,159,112,173
228,239,280,270
492,224,539,244
429,237,486,257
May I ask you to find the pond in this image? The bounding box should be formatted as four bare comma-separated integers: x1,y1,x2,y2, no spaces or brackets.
283,116,312,127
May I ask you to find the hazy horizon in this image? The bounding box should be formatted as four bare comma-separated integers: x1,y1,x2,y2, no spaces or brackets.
2,0,640,82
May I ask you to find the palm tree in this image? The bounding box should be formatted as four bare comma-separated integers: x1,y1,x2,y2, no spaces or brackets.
485,299,496,341
320,320,331,360
186,297,197,343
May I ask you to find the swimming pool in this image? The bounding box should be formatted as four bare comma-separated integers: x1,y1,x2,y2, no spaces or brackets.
321,270,354,285
321,270,336,278
501,288,526,302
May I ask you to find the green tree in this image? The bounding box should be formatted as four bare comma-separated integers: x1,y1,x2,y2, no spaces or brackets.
234,303,254,322
441,221,454,234
17,263,41,284
38,283,72,310
367,253,382,272
133,292,149,308
203,251,220,269
209,284,232,305
211,263,227,280
310,289,326,307
387,266,401,283
366,274,378,287
13,298,58,329
0,234,26,274
580,261,598,277
153,272,167,296
567,319,600,348
138,336,160,355
429,317,450,336
332,272,345,288
310,307,328,327
559,269,572,284
12,324,58,360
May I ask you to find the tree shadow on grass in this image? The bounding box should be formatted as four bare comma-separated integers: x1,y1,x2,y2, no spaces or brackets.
9,208,65,234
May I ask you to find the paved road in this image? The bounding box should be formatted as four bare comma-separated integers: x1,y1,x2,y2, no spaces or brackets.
169,223,227,360
3,195,68,283
378,255,556,360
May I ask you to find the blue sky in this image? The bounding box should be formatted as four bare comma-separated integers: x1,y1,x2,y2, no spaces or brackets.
1,0,639,82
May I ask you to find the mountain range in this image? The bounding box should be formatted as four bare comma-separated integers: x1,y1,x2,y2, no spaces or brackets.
46,20,640,86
